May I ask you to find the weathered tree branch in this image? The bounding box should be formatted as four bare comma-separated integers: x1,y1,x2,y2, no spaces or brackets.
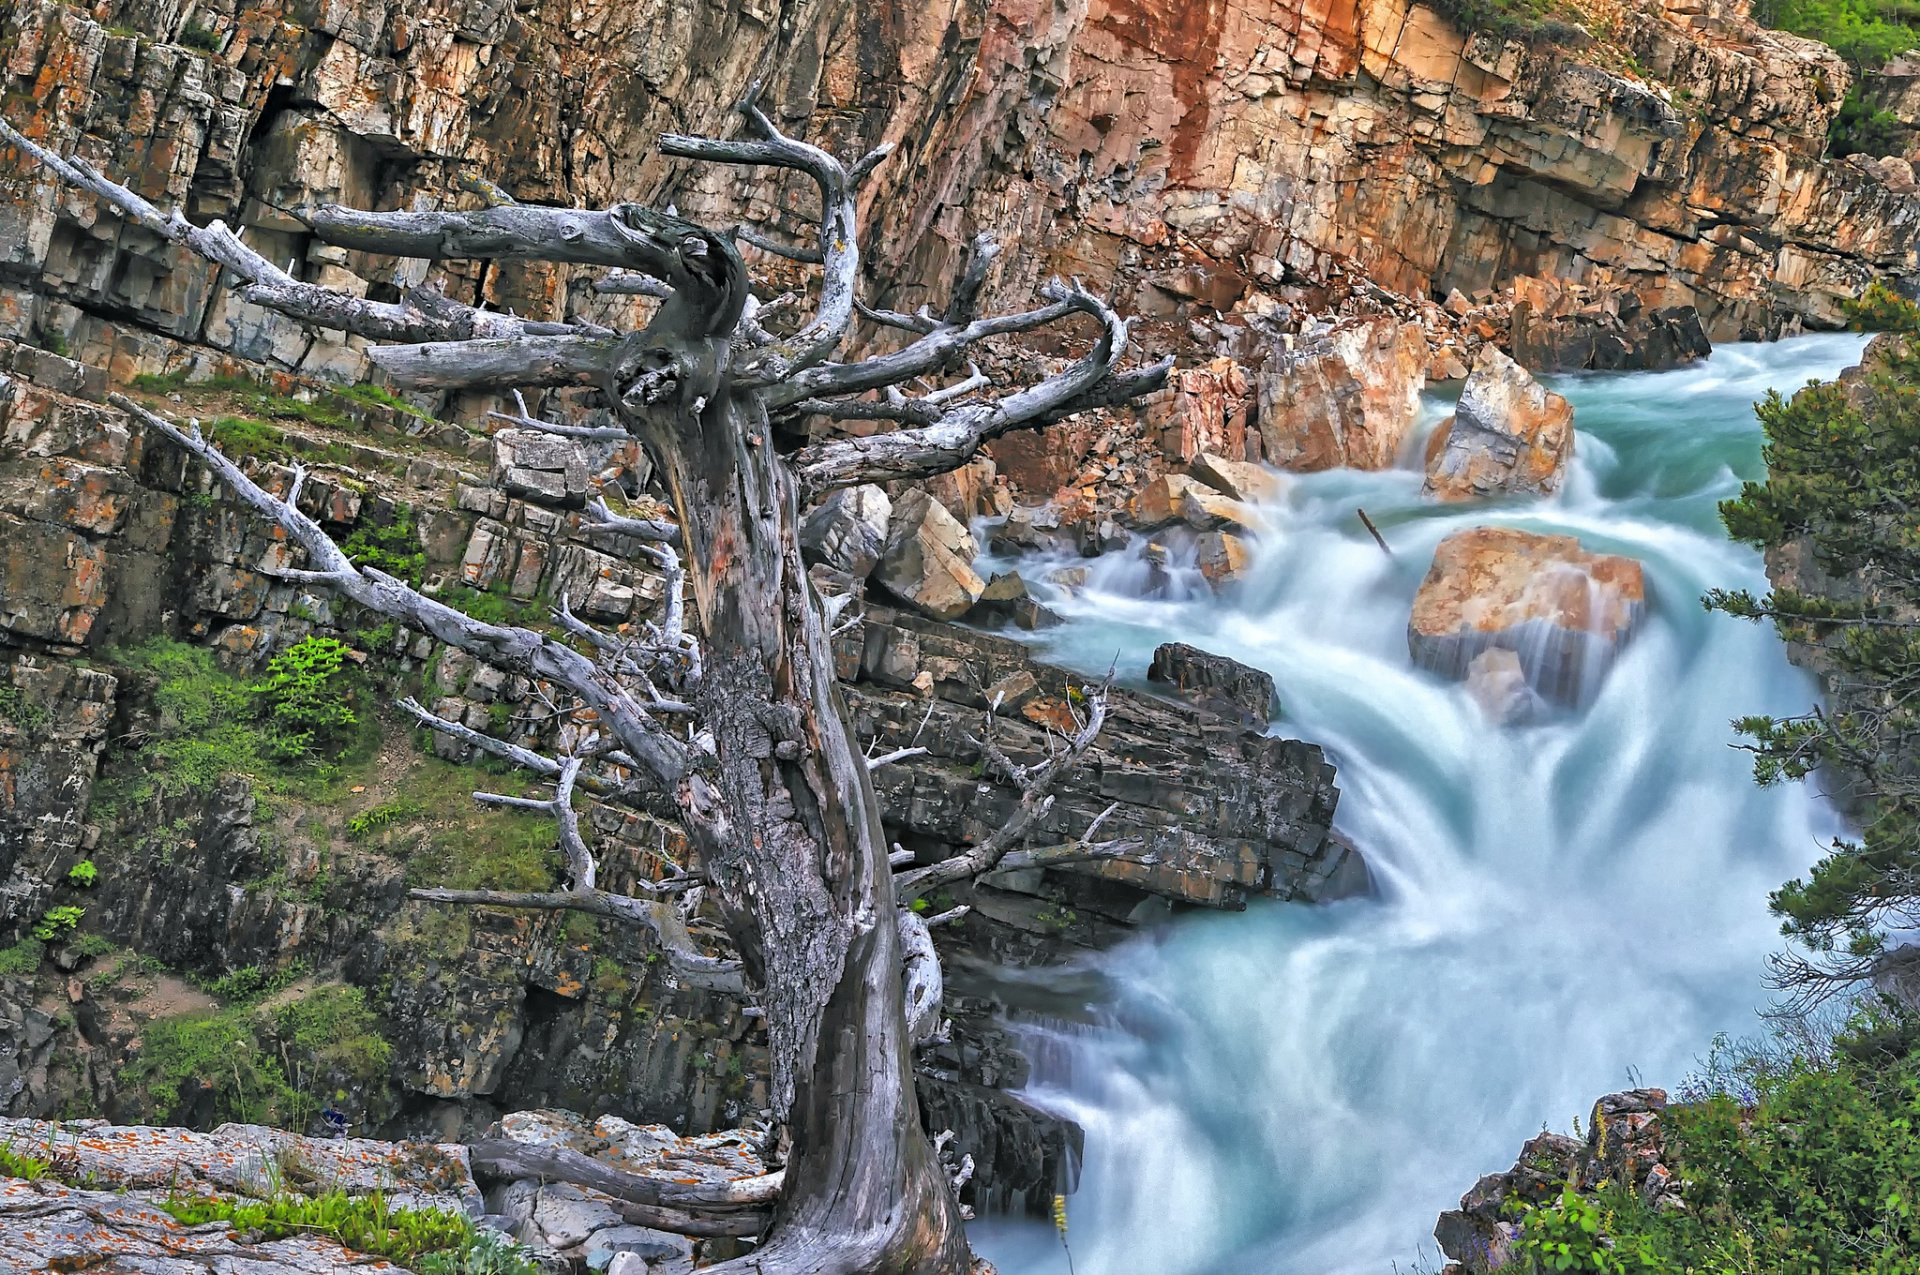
661,94,880,380
896,683,1112,895
897,907,944,1048
790,285,1154,495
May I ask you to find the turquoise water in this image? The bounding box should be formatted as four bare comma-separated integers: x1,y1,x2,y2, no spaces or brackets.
968,334,1872,1274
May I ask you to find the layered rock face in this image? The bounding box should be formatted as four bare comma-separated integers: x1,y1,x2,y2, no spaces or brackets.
0,0,1913,449
1409,527,1646,705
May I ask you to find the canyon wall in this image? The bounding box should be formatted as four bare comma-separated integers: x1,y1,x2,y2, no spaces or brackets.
2,0,1915,399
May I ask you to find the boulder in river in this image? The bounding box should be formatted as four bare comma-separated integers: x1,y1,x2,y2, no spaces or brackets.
966,571,1062,631
1125,472,1263,534
1195,530,1253,590
1422,347,1575,502
1254,315,1429,471
874,489,985,620
1408,527,1645,705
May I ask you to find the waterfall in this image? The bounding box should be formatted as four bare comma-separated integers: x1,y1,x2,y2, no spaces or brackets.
968,333,1872,1274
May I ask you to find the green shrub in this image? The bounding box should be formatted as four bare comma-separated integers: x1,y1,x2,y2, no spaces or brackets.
202,959,309,1003
177,20,222,52
1844,279,1920,331
253,636,359,760
1514,1019,1920,1272
1422,0,1588,43
66,860,97,888
342,504,426,586
0,940,44,975
1831,86,1909,158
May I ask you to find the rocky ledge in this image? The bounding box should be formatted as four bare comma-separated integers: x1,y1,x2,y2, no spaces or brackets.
0,1109,776,1273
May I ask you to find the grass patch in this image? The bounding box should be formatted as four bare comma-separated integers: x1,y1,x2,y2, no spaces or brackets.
107,637,376,805
387,758,558,893
123,984,391,1128
433,584,553,630
162,1190,539,1272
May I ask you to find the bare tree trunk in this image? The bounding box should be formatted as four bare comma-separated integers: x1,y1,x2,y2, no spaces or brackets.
632,373,967,1270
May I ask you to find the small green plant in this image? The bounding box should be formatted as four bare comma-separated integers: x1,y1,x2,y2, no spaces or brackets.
177,20,222,52
0,684,50,732
40,330,68,357
66,860,98,888
346,801,423,841
0,1139,51,1181
253,636,359,760
31,906,84,941
69,932,115,959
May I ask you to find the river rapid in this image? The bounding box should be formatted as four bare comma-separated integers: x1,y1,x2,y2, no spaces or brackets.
968,333,1872,1275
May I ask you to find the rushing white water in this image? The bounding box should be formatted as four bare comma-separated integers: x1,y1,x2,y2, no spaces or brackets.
967,333,1872,1275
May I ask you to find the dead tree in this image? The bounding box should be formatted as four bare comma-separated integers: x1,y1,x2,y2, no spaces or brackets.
2,99,1165,1273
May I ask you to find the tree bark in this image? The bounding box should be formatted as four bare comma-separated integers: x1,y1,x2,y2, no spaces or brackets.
611,310,967,1270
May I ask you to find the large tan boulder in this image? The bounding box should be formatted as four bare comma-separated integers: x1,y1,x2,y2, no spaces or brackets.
874,489,985,620
1423,348,1575,502
1255,317,1429,471
1408,527,1646,705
